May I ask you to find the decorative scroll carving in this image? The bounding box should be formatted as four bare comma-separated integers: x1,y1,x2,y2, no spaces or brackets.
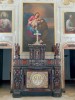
63,0,75,5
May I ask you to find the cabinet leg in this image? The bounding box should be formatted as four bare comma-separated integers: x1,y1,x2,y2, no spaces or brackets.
12,90,21,98
52,89,62,97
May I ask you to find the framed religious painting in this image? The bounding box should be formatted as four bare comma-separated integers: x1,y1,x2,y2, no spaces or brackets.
64,12,75,34
21,2,56,54
0,10,14,34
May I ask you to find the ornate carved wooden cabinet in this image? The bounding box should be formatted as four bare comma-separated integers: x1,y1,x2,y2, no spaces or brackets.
12,44,62,97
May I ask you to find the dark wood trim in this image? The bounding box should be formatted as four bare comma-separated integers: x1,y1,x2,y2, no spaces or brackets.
65,80,75,84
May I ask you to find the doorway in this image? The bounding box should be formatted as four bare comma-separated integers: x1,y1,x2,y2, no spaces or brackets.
64,49,75,86
0,49,3,85
0,49,11,88
70,50,75,79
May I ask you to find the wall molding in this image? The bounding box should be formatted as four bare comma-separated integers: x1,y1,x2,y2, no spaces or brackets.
63,0,75,5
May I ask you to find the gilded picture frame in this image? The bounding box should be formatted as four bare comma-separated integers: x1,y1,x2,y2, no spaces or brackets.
21,2,56,55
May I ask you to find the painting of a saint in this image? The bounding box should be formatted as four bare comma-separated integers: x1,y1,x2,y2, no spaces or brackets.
64,12,75,34
0,11,12,33
23,3,55,52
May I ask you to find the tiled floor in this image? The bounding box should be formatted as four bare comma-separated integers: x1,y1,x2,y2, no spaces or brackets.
0,84,75,100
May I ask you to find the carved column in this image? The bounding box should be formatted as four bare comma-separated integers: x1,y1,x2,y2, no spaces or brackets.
52,59,62,97
13,68,24,97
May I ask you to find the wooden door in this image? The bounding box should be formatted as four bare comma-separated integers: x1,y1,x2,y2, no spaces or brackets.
70,50,75,78
0,49,3,84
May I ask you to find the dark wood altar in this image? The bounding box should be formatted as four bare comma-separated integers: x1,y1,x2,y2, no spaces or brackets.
12,43,62,97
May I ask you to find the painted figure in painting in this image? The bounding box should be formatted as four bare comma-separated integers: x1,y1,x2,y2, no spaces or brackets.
27,12,40,33
0,11,12,32
66,14,75,32
37,18,49,43
24,12,48,44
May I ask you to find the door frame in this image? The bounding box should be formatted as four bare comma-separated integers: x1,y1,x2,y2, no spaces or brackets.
0,42,14,91
61,42,75,91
